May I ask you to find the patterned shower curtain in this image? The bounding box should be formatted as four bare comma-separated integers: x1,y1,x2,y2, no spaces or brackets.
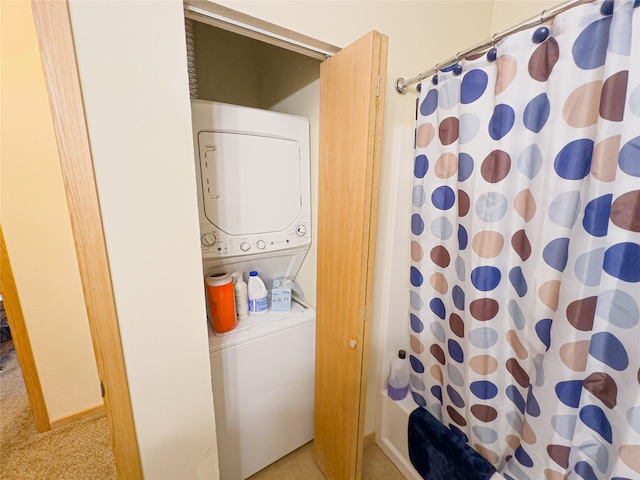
409,1,639,479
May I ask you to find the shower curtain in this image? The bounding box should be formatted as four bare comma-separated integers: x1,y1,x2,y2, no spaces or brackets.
409,1,639,479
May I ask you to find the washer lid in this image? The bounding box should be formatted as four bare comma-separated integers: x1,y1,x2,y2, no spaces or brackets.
198,131,302,235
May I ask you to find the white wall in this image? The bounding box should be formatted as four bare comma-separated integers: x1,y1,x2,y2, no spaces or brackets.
68,1,218,478
1,0,102,422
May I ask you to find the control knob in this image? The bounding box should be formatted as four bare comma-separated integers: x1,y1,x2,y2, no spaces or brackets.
240,242,251,252
256,240,266,250
296,224,307,236
201,233,216,247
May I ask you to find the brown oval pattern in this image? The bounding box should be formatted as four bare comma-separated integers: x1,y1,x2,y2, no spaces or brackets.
430,344,446,365
447,405,467,427
600,70,628,122
439,117,460,145
470,298,500,321
511,230,532,261
481,150,511,183
529,37,559,82
449,313,465,338
458,190,470,217
611,191,640,232
471,404,498,423
584,372,617,409
547,444,570,469
506,358,530,388
566,296,597,331
430,245,451,268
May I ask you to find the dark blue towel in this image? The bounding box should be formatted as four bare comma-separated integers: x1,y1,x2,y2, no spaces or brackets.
408,407,496,480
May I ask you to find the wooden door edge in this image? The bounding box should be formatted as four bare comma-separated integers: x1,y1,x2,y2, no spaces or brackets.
354,31,389,480
0,226,51,433
30,1,142,478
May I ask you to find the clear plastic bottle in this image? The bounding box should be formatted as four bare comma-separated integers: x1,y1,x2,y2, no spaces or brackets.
387,349,410,400
247,271,268,315
233,272,249,321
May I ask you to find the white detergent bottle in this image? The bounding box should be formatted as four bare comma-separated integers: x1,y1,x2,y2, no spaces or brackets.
247,271,268,315
233,272,249,321
387,350,410,401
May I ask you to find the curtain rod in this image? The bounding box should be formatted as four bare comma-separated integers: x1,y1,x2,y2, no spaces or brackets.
395,0,597,94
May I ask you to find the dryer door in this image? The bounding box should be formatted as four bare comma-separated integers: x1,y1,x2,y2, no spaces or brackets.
198,131,302,235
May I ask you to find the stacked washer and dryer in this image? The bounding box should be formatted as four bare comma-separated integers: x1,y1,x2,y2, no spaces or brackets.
191,99,316,479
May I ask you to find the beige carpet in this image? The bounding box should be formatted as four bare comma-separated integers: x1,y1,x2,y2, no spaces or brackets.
0,348,117,479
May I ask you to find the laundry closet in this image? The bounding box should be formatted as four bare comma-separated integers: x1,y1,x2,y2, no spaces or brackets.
187,15,324,479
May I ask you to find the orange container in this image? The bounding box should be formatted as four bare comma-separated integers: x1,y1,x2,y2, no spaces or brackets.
205,272,237,334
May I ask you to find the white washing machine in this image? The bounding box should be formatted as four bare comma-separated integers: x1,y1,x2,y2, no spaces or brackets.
191,100,315,479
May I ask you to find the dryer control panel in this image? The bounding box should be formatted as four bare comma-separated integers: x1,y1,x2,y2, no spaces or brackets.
199,217,311,258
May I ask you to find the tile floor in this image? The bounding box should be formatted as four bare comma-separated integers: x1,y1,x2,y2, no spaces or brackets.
247,441,406,480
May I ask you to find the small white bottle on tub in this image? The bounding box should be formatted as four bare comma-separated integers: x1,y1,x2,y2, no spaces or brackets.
247,271,268,315
233,272,249,321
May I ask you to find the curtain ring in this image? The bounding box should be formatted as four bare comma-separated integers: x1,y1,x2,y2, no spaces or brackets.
540,9,547,23
492,33,498,48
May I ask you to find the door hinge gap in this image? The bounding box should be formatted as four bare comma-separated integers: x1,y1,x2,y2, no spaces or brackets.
376,76,380,97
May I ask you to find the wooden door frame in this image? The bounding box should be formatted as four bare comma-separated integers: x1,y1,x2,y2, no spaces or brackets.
0,226,51,433
30,1,142,478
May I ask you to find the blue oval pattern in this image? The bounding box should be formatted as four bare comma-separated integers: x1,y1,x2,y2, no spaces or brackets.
410,313,424,333
489,104,516,140
543,237,570,272
452,285,465,310
447,385,465,408
432,186,456,210
470,381,498,400
458,153,474,181
580,405,613,443
471,266,502,291
420,88,438,116
431,385,443,403
411,214,424,235
583,195,612,237
410,355,425,373
410,266,424,287
575,461,598,480
448,339,464,363
430,298,446,319
554,139,594,180
515,446,534,468
603,242,640,282
458,225,468,250
589,332,629,371
509,266,528,297
535,319,553,350
523,93,551,133
414,154,429,178
572,17,612,70
461,69,488,104
506,385,526,414
556,380,583,408
619,136,640,177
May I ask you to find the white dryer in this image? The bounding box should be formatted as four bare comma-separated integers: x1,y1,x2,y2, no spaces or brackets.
191,100,316,479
